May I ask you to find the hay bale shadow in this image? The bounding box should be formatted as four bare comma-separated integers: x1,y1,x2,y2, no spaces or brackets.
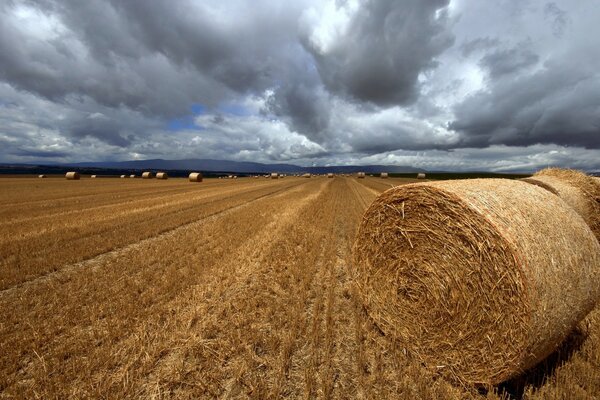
492,324,588,399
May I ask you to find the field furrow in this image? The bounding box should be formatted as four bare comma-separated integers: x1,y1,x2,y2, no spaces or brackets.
0,179,302,290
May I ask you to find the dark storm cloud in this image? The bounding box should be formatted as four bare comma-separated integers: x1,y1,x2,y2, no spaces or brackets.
451,63,600,149
304,0,455,106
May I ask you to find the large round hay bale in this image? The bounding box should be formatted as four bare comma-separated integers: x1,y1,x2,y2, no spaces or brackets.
142,171,154,179
327,173,334,178
270,172,278,179
417,173,426,179
302,173,311,178
352,179,600,385
357,172,365,178
91,175,97,178
156,172,168,180
65,172,80,180
38,174,47,178
380,172,389,179
522,168,600,242
188,172,203,182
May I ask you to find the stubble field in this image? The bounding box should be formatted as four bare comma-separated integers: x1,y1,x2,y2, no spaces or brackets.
0,176,599,399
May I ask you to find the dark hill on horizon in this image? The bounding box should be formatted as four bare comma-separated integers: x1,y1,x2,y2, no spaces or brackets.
64,158,426,174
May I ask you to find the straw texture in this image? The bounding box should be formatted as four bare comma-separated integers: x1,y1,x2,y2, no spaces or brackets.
65,172,80,180
156,172,168,180
522,168,600,242
353,179,600,385
188,172,203,182
142,172,154,179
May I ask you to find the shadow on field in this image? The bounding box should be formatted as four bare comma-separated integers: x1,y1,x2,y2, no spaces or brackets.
492,323,589,399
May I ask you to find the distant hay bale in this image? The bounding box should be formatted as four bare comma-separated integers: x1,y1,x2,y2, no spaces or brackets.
328,173,334,178
129,175,135,178
380,172,389,179
38,174,47,178
353,179,600,385
156,172,168,180
233,176,238,179
142,171,154,179
188,172,203,182
357,172,365,178
522,168,600,242
65,172,80,180
302,173,311,178
120,175,126,178
271,173,278,179
417,173,426,179
90,175,97,178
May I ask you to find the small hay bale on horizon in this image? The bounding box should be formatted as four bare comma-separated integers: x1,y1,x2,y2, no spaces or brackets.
357,172,365,178
188,172,203,182
120,175,126,178
353,178,600,386
380,172,389,179
328,173,334,178
417,172,426,179
271,172,278,179
38,174,47,178
302,173,311,178
142,171,154,179
65,172,80,180
130,174,135,178
156,172,168,180
521,168,600,241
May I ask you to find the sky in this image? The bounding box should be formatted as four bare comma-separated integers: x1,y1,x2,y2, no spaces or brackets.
0,0,599,172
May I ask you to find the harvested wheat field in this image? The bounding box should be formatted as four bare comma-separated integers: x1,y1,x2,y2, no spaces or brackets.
1,175,599,399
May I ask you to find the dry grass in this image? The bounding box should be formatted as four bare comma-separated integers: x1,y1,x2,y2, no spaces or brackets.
0,176,599,398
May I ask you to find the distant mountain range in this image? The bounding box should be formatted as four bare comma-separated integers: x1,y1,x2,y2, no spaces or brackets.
64,158,426,174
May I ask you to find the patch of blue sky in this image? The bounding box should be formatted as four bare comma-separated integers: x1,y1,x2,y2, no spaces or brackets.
166,103,206,131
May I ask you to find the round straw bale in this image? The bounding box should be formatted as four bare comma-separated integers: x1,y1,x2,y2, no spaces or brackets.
91,175,97,178
142,171,154,179
65,171,80,180
352,179,600,385
328,173,334,178
302,173,311,178
38,174,46,178
130,174,135,178
417,172,426,179
357,172,365,178
120,175,126,178
156,172,168,180
271,172,278,179
522,168,600,242
380,172,389,179
188,172,203,182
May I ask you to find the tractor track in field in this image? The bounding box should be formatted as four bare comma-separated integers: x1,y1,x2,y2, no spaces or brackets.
0,179,309,297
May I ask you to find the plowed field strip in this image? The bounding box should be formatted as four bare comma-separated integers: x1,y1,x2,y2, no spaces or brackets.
0,182,219,222
0,179,305,290
0,179,327,398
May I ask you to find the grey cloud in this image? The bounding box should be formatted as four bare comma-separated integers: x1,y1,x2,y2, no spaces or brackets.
304,0,455,106
460,37,500,57
479,45,539,79
544,2,568,37
451,63,600,149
